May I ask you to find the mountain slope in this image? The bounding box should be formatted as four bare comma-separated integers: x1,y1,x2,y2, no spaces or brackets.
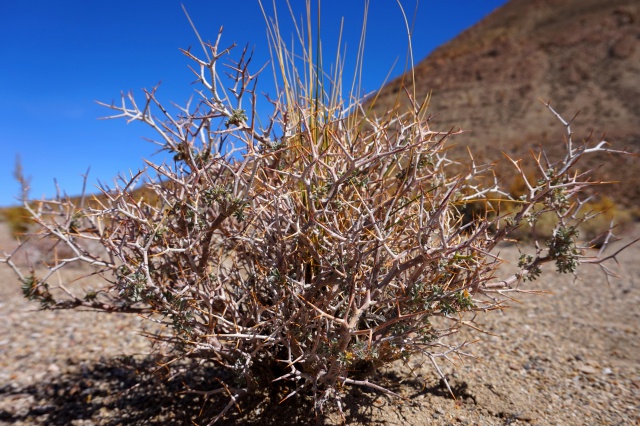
370,0,640,207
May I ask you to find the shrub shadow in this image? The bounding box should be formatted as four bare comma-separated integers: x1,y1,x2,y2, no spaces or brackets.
0,356,462,425
0,355,328,425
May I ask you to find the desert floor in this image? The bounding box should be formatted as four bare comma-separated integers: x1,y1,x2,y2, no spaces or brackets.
1,222,639,425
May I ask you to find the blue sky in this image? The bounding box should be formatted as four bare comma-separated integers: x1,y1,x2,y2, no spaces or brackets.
0,0,508,207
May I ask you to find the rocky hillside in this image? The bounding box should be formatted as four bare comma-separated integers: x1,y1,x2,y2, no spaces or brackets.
370,0,640,207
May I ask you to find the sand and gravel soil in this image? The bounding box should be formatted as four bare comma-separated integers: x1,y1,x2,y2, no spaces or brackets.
1,222,639,425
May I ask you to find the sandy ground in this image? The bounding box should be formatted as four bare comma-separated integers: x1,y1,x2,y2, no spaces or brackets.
0,222,639,425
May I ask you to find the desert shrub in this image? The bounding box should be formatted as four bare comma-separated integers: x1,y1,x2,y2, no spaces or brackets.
577,196,633,247
1,206,31,239
2,4,636,423
507,167,538,200
498,204,559,242
499,193,634,246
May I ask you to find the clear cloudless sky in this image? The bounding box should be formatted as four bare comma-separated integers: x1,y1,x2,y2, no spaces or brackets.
0,0,508,207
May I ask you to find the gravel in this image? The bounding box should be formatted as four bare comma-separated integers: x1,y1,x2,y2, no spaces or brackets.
1,223,639,425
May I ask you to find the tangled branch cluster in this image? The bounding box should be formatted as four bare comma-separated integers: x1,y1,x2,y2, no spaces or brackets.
2,24,635,422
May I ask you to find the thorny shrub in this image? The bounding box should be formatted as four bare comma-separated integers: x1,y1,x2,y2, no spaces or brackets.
2,5,637,423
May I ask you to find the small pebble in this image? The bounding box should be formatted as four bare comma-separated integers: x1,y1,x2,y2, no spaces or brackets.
578,365,598,375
